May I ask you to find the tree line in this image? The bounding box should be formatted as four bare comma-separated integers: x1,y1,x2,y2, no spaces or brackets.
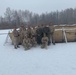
0,7,76,29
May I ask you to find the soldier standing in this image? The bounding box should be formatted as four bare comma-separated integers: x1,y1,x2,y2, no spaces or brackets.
36,25,43,45
43,25,51,45
49,25,55,45
19,25,26,44
31,26,37,37
26,26,32,38
12,27,20,49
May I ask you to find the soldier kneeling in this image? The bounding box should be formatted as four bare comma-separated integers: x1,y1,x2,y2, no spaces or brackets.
41,33,48,49
30,36,37,47
23,35,32,50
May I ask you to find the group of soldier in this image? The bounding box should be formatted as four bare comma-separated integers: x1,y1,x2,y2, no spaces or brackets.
12,24,55,50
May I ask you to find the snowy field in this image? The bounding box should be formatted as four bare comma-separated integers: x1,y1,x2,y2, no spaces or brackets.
0,29,76,75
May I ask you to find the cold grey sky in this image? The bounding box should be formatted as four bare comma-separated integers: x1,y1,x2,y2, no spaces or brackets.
0,0,76,16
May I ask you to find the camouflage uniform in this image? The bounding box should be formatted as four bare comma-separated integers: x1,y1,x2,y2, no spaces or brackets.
23,36,32,50
31,27,37,37
49,26,55,45
19,26,26,44
12,28,20,49
41,33,48,49
26,27,32,38
30,36,37,47
43,25,51,45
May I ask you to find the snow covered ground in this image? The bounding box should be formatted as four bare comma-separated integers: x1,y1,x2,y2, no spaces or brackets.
0,30,76,75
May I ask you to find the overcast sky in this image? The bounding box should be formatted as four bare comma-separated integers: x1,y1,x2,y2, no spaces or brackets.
0,0,76,16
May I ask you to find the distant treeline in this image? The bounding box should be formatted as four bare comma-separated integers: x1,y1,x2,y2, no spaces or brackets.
0,7,76,29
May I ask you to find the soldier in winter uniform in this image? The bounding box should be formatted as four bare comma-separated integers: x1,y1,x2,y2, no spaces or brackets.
36,25,43,45
41,33,48,49
43,25,51,45
19,25,26,44
12,27,20,49
49,25,55,45
26,26,32,38
30,36,37,47
23,35,32,50
31,26,37,37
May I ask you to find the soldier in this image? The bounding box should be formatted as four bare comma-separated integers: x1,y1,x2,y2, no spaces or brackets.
49,25,55,45
31,26,37,37
23,35,32,50
26,26,32,38
36,25,43,45
41,33,48,49
12,27,20,49
30,36,37,47
19,25,26,44
43,25,51,45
